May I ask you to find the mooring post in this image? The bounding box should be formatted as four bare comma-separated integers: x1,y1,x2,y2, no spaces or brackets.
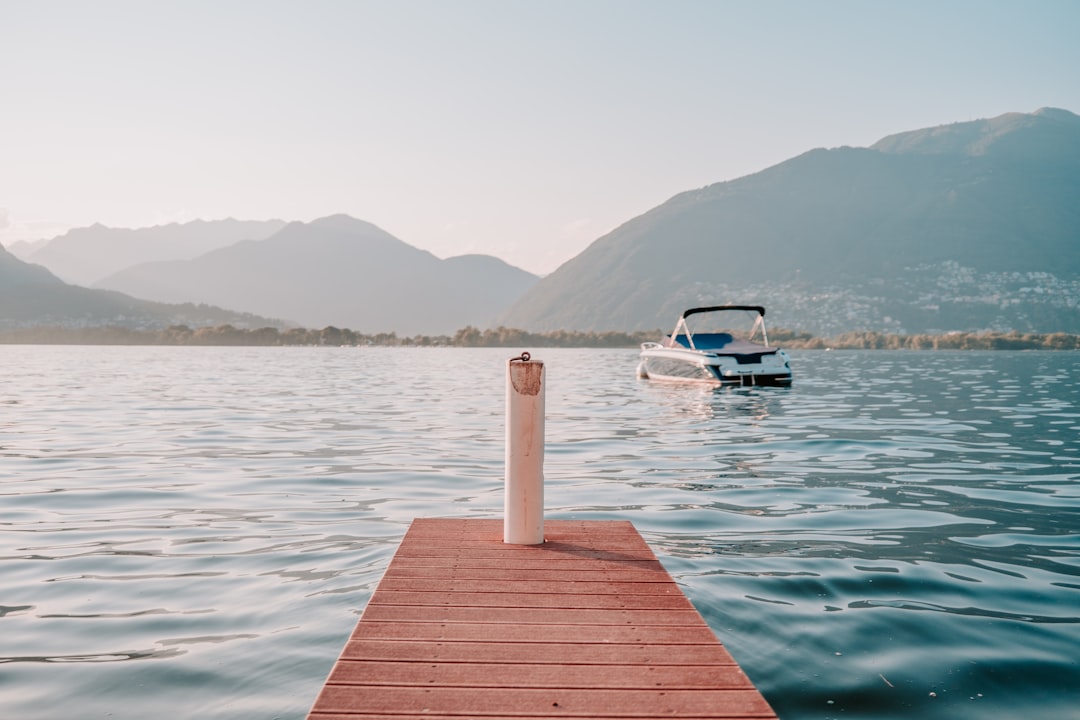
505,352,545,544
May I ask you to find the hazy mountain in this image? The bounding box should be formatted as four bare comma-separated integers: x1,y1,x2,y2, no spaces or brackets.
95,215,538,335
19,218,287,286
0,244,284,330
498,107,1080,335
6,237,50,258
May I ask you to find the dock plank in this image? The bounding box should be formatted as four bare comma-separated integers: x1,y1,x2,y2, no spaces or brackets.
358,605,704,625
339,640,741,665
327,660,750,688
307,518,776,719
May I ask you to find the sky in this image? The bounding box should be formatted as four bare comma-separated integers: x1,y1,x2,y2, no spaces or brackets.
2,1,1078,275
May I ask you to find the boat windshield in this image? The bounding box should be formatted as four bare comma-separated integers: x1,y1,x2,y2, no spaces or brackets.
671,308,769,349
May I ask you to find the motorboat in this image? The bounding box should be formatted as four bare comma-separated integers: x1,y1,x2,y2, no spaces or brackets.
637,305,792,386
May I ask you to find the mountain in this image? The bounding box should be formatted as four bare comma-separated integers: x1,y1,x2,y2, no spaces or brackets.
17,218,287,286
0,244,283,330
94,215,539,335
498,107,1080,335
6,237,50,258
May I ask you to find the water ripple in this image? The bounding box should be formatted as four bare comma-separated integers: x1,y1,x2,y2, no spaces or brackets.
1,347,1078,719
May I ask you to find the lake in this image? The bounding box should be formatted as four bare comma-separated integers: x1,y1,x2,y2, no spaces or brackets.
1,346,1078,719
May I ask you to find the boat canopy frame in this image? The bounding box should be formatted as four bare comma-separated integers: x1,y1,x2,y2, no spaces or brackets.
671,305,770,350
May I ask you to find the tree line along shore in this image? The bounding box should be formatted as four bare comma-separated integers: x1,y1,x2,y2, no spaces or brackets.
1,324,1079,350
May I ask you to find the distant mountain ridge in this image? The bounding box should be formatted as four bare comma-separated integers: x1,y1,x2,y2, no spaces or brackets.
94,215,538,335
498,107,1080,335
7,215,537,335
871,106,1080,159
14,218,287,286
0,244,283,330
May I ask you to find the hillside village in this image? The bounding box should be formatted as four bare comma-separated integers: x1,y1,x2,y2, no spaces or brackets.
667,261,1080,337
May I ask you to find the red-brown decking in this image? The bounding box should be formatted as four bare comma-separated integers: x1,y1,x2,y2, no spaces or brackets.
307,518,777,719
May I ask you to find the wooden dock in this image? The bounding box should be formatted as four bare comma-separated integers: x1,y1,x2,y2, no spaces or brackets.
307,517,777,719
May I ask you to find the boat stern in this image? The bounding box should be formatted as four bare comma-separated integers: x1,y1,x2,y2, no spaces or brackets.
707,348,792,386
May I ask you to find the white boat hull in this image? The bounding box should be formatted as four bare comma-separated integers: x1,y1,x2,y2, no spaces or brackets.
638,346,792,386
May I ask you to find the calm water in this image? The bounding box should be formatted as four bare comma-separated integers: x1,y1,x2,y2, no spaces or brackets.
1,346,1078,719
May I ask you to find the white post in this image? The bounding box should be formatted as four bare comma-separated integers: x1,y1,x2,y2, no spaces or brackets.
504,352,545,545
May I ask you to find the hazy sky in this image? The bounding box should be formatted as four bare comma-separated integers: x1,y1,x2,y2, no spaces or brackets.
2,1,1078,275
